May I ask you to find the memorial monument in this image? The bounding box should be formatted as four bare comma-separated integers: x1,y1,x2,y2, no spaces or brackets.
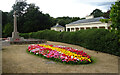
7,0,25,42
12,11,20,39
5,0,46,44
7,10,24,42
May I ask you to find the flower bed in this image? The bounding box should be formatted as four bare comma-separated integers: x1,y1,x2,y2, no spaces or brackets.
27,44,93,64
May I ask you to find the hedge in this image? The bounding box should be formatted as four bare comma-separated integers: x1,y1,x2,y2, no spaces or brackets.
20,29,120,56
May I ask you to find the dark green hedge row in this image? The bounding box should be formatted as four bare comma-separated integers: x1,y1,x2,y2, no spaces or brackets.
20,29,120,56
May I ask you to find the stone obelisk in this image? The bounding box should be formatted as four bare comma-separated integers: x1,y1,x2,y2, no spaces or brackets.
12,11,19,39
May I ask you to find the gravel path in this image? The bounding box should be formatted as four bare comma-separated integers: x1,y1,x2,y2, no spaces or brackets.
2,41,118,73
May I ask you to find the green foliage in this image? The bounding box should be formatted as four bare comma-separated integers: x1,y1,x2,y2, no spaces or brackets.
2,2,81,37
20,29,120,56
16,3,54,33
110,2,120,30
12,1,27,16
100,19,110,23
90,9,103,18
3,23,13,37
2,12,9,29
110,2,120,47
19,33,30,39
55,17,80,26
103,10,110,18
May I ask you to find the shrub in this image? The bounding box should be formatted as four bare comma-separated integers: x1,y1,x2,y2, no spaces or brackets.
20,29,120,56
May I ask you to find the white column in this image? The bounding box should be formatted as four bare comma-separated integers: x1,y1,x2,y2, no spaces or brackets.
84,27,86,30
105,27,108,29
79,28,81,30
70,28,71,32
90,27,92,29
97,26,99,29
66,28,68,31
74,28,76,32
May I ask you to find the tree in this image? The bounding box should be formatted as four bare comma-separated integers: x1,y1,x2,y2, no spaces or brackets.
2,11,14,38
103,10,110,18
3,23,13,37
2,1,81,37
110,2,120,30
90,9,103,18
71,17,80,22
2,12,8,28
110,1,120,45
12,1,27,33
12,1,27,16
55,17,80,26
22,3,53,33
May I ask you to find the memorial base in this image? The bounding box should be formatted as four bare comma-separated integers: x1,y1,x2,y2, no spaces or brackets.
12,32,19,39
7,37,24,42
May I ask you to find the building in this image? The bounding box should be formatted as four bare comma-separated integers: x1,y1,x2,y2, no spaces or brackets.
65,15,112,32
51,23,65,32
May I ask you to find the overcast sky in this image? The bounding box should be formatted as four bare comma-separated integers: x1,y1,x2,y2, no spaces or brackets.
0,0,116,18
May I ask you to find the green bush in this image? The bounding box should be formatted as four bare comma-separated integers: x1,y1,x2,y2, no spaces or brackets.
19,33,29,39
20,29,120,56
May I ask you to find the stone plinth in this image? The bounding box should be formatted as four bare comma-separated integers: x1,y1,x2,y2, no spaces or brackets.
12,32,19,39
7,37,25,42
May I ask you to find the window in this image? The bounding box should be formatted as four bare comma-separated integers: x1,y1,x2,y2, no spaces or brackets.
76,28,79,31
67,28,70,31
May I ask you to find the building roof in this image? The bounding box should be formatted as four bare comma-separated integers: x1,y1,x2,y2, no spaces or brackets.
52,23,64,28
67,17,107,25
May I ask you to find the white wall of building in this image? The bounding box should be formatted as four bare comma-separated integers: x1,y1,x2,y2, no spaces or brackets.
51,27,65,32
85,15,94,19
66,21,112,32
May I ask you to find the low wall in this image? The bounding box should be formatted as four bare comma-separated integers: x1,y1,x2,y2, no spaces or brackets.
2,41,10,46
10,40,47,44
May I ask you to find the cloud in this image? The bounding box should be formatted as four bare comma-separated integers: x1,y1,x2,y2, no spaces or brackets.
94,2,115,6
70,0,116,12
74,0,116,6
0,0,117,18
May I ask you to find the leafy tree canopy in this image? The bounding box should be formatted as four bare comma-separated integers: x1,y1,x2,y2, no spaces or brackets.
3,23,13,37
55,17,80,26
2,1,81,37
90,9,103,18
12,1,27,16
110,2,120,30
103,10,110,18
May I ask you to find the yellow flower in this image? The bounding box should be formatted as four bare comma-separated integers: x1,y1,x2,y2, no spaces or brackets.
88,59,91,62
39,44,91,62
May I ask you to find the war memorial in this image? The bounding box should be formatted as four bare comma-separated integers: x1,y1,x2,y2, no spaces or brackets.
3,0,46,44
